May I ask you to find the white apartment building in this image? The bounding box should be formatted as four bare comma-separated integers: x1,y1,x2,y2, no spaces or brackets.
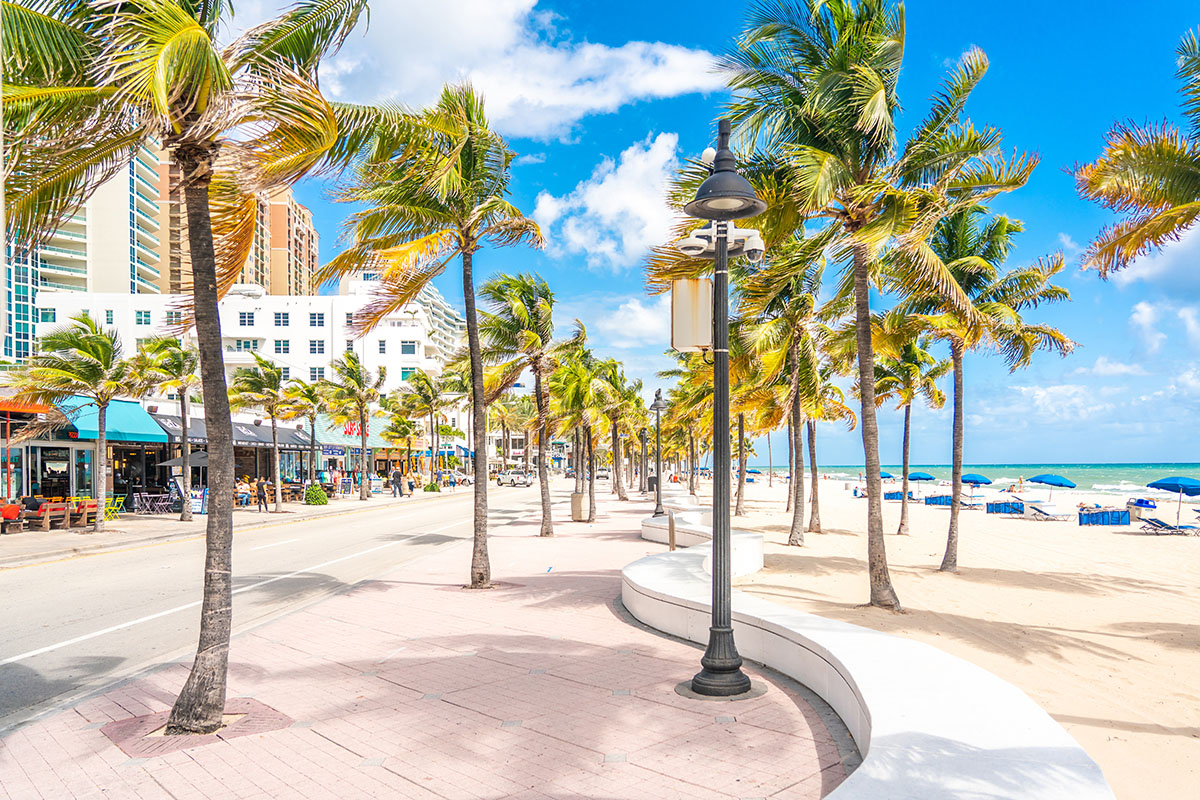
33,280,466,396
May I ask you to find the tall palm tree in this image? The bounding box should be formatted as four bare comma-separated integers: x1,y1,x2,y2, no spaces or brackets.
722,1,1035,609
381,414,421,480
396,369,447,487
317,84,542,589
478,273,575,536
901,207,1073,571
137,337,202,521
551,353,606,522
281,380,323,485
320,352,385,501
802,362,856,533
874,334,949,535
597,360,637,503
3,0,393,734
228,354,290,513
1076,30,1200,275
3,313,131,532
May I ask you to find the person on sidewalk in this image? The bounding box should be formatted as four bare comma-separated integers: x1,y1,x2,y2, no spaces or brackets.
391,468,405,497
256,477,268,513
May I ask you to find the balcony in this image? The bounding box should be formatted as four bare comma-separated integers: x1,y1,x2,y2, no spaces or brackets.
134,240,160,263
134,274,161,293
38,278,86,292
39,243,87,259
134,225,160,246
134,154,159,175
50,228,87,242
134,190,159,214
222,346,260,366
133,170,160,197
38,261,88,276
135,257,161,277
134,207,160,230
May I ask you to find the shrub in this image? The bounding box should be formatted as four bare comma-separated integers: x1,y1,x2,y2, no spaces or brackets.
423,482,440,492
304,485,328,505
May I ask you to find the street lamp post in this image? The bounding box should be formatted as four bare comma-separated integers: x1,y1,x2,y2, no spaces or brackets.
639,428,648,494
650,392,668,516
680,119,766,697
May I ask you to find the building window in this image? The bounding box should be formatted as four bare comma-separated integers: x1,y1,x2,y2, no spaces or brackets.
378,340,387,354
310,367,324,382
274,339,289,354
235,339,259,351
135,338,149,350
345,339,354,353
135,310,150,325
274,312,289,326
309,339,324,354
346,312,354,325
105,310,114,324
39,309,56,323
400,340,417,355
280,367,290,381
400,367,416,380
239,311,254,326
165,310,182,325
309,312,324,327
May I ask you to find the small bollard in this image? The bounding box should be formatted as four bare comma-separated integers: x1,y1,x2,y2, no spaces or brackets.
668,510,676,551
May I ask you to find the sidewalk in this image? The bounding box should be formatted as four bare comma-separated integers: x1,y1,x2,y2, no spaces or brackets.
0,489,467,568
0,492,857,799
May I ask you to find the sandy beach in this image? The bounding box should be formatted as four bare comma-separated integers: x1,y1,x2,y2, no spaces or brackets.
674,476,1200,800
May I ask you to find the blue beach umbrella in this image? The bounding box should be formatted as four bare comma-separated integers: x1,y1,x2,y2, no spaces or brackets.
747,469,763,474
1147,476,1200,526
1029,473,1075,500
962,473,992,486
908,472,935,482
880,471,894,479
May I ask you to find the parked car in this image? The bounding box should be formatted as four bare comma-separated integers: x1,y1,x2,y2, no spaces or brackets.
447,470,473,485
497,470,533,487
596,468,610,480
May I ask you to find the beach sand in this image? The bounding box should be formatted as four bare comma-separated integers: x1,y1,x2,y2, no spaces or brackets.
681,476,1200,799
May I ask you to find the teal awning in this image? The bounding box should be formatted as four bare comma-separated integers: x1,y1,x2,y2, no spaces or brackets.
59,397,168,443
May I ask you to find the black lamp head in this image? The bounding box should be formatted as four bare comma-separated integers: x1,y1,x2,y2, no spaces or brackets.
684,119,767,221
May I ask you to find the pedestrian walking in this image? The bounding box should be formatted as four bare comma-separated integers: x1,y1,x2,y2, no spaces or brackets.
256,477,268,513
408,476,416,495
391,467,405,497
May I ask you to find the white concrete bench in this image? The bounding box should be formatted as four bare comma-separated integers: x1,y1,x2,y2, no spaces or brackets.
621,529,1115,800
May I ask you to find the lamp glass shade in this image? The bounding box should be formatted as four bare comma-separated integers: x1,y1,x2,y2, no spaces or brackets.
684,170,767,221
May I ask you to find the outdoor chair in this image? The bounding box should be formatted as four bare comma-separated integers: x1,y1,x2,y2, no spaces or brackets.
45,502,71,530
1027,504,1073,521
1,503,24,534
1140,517,1198,535
103,495,125,522
71,499,100,527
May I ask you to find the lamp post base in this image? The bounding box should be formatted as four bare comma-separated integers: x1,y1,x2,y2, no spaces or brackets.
690,626,751,696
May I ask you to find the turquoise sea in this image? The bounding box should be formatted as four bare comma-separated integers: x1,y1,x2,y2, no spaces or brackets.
756,463,1200,499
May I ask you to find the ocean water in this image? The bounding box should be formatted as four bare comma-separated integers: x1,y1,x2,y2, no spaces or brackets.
755,462,1200,501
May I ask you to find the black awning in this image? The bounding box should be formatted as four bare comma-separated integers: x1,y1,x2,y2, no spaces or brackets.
153,413,313,450
151,414,208,444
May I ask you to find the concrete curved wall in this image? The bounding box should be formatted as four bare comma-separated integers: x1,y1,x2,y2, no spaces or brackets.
622,525,1115,800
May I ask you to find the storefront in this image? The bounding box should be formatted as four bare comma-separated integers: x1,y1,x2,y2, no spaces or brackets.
54,397,169,502
314,414,399,487
0,394,49,500
229,417,314,484
150,413,208,490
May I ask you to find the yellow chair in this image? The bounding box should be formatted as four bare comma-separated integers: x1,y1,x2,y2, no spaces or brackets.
103,495,125,522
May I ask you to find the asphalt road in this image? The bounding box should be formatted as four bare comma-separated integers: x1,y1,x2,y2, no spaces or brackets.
0,486,544,730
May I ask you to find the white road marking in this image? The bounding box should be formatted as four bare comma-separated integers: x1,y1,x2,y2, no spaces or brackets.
0,519,468,666
250,538,299,551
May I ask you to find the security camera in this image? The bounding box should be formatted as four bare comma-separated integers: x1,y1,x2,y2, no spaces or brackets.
676,236,709,257
744,233,765,263
700,147,717,166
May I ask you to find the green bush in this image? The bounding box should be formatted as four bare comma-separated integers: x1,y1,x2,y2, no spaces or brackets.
423,482,440,492
304,485,328,505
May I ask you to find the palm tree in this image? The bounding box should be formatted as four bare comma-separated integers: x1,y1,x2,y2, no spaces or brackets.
317,84,542,589
722,1,1036,608
3,313,131,532
281,380,323,485
381,414,421,481
802,363,856,533
597,360,637,503
321,353,385,501
901,208,1073,571
3,0,393,734
874,334,949,535
1076,30,1200,275
228,354,290,513
137,337,202,522
479,273,574,536
396,369,447,487
551,353,606,522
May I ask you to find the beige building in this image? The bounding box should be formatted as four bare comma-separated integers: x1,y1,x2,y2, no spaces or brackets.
268,187,319,296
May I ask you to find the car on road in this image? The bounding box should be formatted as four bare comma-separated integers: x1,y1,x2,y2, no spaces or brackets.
446,470,472,485
497,470,533,487
596,468,610,480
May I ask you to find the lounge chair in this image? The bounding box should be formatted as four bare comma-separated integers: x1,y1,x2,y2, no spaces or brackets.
1027,504,1072,521
1140,517,1199,535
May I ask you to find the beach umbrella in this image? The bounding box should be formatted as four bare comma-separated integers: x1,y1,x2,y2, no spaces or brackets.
1028,473,1075,500
1147,476,1200,526
908,472,935,482
880,471,894,479
747,469,762,474
962,473,992,486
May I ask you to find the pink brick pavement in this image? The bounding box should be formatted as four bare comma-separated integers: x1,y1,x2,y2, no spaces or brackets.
0,490,856,799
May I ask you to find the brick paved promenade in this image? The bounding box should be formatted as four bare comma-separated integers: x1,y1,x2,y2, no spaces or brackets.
0,491,856,799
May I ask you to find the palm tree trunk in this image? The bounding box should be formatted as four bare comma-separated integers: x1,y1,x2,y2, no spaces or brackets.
180,395,193,522
612,423,628,500
308,411,317,485
586,428,596,523
462,248,491,589
428,412,436,486
788,382,805,545
852,246,900,609
688,429,696,496
767,433,773,487
533,365,553,536
168,152,236,733
359,407,369,500
806,420,821,533
898,404,912,535
94,404,107,533
272,416,282,512
785,420,793,513
940,341,965,572
573,427,583,494
735,413,746,516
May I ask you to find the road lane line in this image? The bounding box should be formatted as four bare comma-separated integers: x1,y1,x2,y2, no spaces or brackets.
250,538,299,551
0,519,468,666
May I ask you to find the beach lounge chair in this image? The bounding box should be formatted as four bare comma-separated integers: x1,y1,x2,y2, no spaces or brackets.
1140,517,1199,535
1027,504,1072,521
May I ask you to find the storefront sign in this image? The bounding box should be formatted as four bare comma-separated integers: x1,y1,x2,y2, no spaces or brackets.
322,445,345,456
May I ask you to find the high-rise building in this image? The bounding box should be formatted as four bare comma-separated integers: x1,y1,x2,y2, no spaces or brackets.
3,142,164,360
268,187,319,297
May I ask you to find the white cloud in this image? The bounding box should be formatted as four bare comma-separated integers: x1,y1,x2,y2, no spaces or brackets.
514,152,547,166
534,132,681,270
1130,301,1167,353
1073,356,1147,376
1112,224,1200,290
1011,384,1114,421
594,295,672,349
247,0,724,139
1178,307,1200,346
1058,232,1080,252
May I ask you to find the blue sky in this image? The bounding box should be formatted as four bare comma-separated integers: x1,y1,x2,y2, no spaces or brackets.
276,0,1200,466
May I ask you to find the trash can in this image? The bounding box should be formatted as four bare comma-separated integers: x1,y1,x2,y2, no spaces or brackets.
570,492,587,521
647,476,658,492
